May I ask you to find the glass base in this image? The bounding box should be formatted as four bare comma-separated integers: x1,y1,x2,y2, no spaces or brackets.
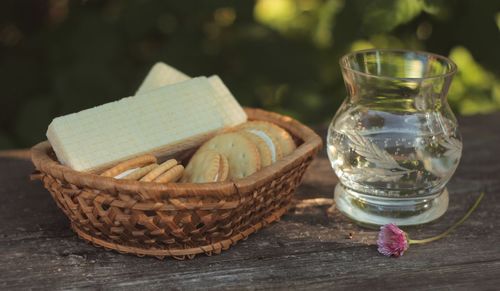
334,184,449,227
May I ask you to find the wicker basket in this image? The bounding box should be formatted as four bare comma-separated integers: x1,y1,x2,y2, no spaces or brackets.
31,108,322,260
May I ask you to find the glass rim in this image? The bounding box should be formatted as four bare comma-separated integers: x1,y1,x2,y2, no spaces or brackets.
339,48,458,81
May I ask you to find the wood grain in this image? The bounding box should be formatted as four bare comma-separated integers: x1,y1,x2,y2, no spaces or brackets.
1,113,500,290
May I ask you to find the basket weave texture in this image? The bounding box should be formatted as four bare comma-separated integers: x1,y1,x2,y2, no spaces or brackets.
31,108,322,259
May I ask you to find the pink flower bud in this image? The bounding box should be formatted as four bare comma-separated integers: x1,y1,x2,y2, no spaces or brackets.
377,223,409,257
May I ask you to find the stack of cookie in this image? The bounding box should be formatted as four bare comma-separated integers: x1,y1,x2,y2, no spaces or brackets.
100,155,185,184
181,121,296,183
100,120,296,184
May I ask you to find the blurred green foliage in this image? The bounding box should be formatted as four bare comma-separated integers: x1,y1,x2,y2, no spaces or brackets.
0,0,499,149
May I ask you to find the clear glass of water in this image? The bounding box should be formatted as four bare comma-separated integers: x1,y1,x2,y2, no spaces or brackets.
328,49,461,226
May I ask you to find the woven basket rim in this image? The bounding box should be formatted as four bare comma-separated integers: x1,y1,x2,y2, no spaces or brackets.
31,107,322,198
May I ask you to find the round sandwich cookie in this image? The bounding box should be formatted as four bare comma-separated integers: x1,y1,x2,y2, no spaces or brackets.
239,121,295,156
153,164,184,183
198,132,261,180
239,127,283,164
182,150,229,183
237,130,273,167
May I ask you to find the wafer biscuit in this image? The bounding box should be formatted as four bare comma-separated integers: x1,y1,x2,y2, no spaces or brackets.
47,77,245,172
135,63,247,128
136,62,190,94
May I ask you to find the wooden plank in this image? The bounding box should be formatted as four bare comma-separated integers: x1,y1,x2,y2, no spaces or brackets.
1,113,499,290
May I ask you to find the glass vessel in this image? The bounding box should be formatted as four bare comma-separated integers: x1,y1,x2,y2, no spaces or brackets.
328,49,461,226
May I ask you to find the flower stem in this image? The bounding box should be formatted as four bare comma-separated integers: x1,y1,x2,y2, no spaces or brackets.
408,192,484,245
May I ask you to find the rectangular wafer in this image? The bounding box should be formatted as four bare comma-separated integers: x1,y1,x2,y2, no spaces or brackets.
136,62,190,94
48,77,226,172
136,63,247,125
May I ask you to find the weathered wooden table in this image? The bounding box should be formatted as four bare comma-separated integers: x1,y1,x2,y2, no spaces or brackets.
1,114,499,290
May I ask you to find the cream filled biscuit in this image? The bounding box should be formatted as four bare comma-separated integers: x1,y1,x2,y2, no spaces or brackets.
238,121,296,156
197,132,261,180
182,150,229,183
238,131,273,167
